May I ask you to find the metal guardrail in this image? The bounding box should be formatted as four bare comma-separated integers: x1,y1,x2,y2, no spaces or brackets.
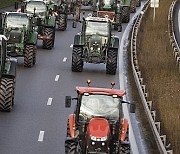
168,0,180,71
130,1,173,154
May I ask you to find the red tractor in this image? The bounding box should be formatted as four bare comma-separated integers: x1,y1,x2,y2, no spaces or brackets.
65,80,135,154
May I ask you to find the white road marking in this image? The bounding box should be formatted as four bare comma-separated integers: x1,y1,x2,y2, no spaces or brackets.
47,98,53,106
63,57,67,62
55,75,60,81
38,131,45,142
70,44,73,48
178,9,180,34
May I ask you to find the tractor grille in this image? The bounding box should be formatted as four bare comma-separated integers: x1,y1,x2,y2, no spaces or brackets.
8,32,22,43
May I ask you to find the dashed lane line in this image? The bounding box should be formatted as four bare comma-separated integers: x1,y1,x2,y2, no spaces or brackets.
70,44,73,48
55,75,60,81
63,57,67,62
38,131,45,142
47,98,53,106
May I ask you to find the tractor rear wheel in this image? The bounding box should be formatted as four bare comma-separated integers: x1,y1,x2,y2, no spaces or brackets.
130,1,136,13
72,46,83,72
33,45,37,64
106,48,118,75
114,13,122,30
136,0,141,7
120,128,130,154
0,78,15,112
24,44,34,67
75,6,80,21
122,7,130,23
43,27,55,49
58,14,67,31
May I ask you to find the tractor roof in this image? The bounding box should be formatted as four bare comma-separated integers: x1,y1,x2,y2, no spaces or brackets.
5,12,27,16
85,16,109,23
76,87,126,97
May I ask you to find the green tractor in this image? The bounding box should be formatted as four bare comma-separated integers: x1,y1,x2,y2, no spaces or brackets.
121,0,137,23
15,0,56,49
0,35,17,112
92,0,122,31
72,16,119,75
0,12,38,67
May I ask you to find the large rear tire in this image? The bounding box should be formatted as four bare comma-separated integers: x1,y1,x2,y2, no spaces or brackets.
106,48,118,75
75,6,80,21
43,27,55,49
120,128,130,154
122,7,130,23
130,1,136,13
0,78,15,112
114,13,122,30
71,46,83,72
58,14,67,31
136,0,141,7
24,44,34,67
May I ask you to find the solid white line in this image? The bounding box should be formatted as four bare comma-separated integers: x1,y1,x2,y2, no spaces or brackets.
47,98,53,106
70,44,73,48
63,57,67,62
178,9,180,34
38,131,45,142
55,75,60,81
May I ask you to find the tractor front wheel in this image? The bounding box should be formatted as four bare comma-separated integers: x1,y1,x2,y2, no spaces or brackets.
71,46,83,72
58,14,67,31
130,1,136,13
0,78,15,112
122,7,130,23
43,27,55,49
24,44,34,67
106,48,118,75
114,13,122,31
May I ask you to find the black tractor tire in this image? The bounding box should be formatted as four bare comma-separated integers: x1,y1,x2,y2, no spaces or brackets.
58,14,67,31
114,13,122,30
122,7,130,23
42,27,55,49
33,45,37,65
0,78,15,112
75,6,80,21
106,49,118,75
130,1,136,13
71,46,83,72
136,0,141,7
24,44,34,67
65,139,79,154
120,128,130,154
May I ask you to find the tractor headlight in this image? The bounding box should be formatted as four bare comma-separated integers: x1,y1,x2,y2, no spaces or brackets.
90,47,93,50
98,47,100,51
91,135,97,141
100,136,107,141
90,135,107,141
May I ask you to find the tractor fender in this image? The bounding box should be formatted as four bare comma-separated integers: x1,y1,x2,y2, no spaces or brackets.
2,58,17,79
111,36,119,48
27,31,38,45
120,118,128,141
74,34,81,45
46,16,56,27
68,114,76,138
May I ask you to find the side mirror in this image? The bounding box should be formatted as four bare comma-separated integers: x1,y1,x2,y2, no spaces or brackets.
21,5,25,13
130,103,136,113
65,96,71,108
72,21,77,28
15,2,18,9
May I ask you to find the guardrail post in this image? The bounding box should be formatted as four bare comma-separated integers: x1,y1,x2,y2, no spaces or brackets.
151,111,156,121
147,101,152,110
155,122,161,134
160,135,166,145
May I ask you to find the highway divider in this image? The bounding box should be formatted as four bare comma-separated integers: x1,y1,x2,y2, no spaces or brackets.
168,0,180,72
129,1,173,153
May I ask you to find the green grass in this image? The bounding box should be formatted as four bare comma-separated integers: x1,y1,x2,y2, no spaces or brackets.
0,0,17,8
137,1,180,153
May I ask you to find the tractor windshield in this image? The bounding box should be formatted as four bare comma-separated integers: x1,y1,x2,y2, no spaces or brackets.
6,13,29,28
26,1,46,17
103,0,115,5
79,94,120,122
86,21,109,36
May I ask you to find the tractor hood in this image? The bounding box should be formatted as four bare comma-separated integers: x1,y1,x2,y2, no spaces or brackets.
87,118,110,138
8,29,23,44
89,34,102,47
